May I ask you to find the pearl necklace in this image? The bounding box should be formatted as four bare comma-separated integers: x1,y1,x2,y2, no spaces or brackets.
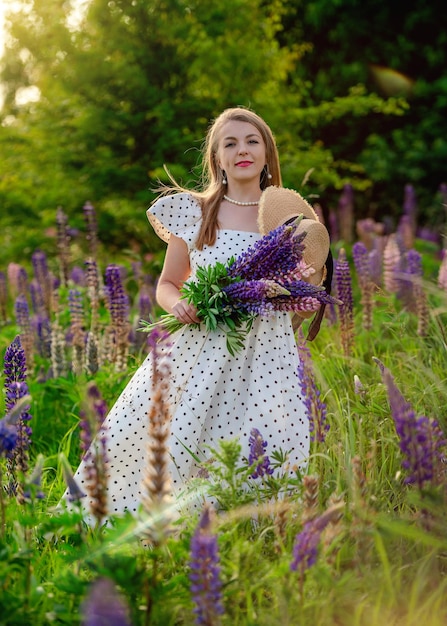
223,195,259,206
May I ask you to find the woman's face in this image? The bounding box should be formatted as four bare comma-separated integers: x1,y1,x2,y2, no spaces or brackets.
215,120,267,186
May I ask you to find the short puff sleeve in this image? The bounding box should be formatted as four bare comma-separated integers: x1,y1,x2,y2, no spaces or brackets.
146,193,202,250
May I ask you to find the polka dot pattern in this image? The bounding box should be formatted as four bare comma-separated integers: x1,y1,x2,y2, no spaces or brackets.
68,194,309,519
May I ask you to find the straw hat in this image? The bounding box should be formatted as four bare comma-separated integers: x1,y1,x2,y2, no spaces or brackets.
257,186,332,336
258,186,330,287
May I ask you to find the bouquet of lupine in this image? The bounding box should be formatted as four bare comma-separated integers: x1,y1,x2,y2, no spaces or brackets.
140,217,340,355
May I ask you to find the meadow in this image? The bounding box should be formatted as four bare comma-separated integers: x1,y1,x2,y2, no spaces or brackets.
1,187,447,626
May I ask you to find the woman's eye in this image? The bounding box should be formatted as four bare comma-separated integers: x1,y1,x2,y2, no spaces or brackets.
249,139,259,144
225,142,235,148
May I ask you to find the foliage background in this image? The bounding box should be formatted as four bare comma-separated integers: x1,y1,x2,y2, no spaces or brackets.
1,0,446,264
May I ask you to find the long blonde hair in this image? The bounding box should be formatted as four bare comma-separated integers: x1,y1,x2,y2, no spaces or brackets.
156,107,282,249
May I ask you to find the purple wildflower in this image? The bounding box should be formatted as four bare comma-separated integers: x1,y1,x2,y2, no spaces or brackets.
70,266,86,286
352,242,371,291
32,250,53,314
395,248,422,314
105,265,129,323
79,382,109,523
105,265,130,370
0,418,18,455
291,504,344,575
227,221,306,282
248,428,274,479
352,241,375,331
334,248,354,356
14,295,32,337
290,518,323,573
223,278,332,316
3,337,33,499
4,335,27,388
29,279,45,315
378,363,447,490
297,329,329,443
189,505,224,626
3,338,32,443
81,577,131,626
14,295,34,365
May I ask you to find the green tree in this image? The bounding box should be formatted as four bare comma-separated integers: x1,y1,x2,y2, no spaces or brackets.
279,0,447,221
0,0,409,251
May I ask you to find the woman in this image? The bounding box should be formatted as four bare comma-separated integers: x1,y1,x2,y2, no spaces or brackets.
68,107,328,518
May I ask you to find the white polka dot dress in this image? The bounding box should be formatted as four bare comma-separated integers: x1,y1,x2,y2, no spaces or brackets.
66,193,310,519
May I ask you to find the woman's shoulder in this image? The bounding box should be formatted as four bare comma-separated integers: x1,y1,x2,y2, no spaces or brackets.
146,192,202,244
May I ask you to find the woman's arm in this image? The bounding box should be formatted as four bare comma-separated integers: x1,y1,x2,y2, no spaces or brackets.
156,234,201,324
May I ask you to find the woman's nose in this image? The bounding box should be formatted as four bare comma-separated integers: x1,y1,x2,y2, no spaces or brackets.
238,144,248,154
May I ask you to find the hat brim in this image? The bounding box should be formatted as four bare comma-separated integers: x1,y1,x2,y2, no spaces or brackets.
258,186,319,234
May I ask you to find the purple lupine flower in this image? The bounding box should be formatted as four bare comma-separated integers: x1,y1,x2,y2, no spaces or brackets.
223,278,331,316
189,505,224,626
248,428,274,479
227,221,306,282
29,279,45,315
352,242,371,290
334,248,354,356
81,577,131,626
104,265,130,370
297,329,329,443
79,382,109,524
3,337,33,498
14,294,32,334
4,335,27,387
31,250,53,314
395,249,422,313
352,241,375,331
104,265,129,326
3,338,32,451
291,506,342,574
0,418,18,455
70,266,86,286
378,362,447,490
290,519,323,573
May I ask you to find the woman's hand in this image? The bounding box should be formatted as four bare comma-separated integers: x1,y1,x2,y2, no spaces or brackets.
171,299,201,325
